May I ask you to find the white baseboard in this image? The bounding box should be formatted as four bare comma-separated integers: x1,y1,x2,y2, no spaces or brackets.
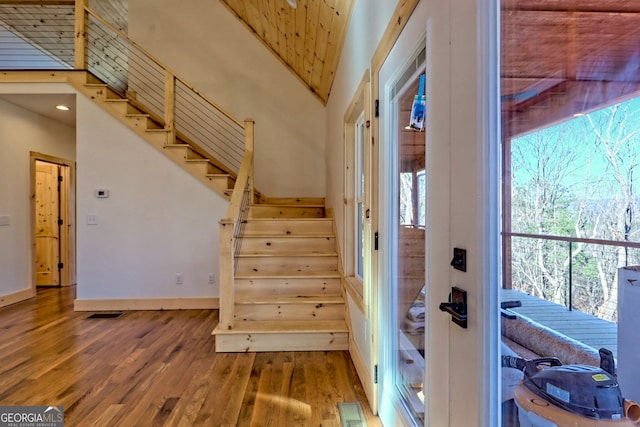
0,288,36,308
349,338,375,412
74,297,219,311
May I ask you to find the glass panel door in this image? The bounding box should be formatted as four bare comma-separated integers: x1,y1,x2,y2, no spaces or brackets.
392,69,427,425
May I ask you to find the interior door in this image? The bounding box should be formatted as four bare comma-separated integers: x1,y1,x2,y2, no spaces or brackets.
35,160,61,286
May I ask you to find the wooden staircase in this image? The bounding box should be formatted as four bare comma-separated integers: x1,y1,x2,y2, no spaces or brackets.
213,198,349,352
70,72,241,199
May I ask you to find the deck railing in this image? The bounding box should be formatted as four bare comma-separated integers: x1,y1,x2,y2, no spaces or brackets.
504,232,640,323
218,120,254,330
0,0,245,175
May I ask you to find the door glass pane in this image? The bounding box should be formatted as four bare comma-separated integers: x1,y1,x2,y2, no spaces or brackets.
501,2,640,426
394,72,426,424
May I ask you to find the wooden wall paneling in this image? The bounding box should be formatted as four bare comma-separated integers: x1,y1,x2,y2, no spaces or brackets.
303,0,320,87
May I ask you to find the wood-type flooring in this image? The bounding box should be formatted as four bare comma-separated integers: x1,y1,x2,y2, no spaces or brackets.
0,287,380,426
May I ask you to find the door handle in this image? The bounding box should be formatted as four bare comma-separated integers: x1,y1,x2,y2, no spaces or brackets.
439,286,468,328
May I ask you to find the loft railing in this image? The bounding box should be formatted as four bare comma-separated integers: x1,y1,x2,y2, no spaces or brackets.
218,120,254,330
503,232,640,322
0,0,245,175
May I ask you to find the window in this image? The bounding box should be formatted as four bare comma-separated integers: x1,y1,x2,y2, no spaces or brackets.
355,113,365,279
400,169,425,228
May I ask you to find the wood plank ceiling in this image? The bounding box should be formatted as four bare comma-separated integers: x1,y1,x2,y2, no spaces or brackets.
219,0,354,105
501,0,640,138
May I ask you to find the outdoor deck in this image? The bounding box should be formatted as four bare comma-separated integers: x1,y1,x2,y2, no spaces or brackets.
501,289,618,358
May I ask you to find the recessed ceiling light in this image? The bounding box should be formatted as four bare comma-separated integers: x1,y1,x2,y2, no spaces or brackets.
287,0,297,8
56,105,70,111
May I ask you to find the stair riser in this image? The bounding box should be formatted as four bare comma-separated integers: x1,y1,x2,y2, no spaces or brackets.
240,236,336,254
259,197,325,205
234,277,341,297
249,206,325,219
243,220,333,236
235,303,345,322
83,84,121,101
207,175,234,191
145,131,171,146
125,115,162,130
103,99,142,115
235,256,338,275
215,332,348,352
184,161,216,176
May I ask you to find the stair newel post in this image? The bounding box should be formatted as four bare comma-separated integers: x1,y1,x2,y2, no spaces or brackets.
74,0,88,70
164,71,177,145
219,218,235,330
244,118,255,199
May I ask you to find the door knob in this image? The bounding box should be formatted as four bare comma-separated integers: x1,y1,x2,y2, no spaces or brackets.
439,286,467,328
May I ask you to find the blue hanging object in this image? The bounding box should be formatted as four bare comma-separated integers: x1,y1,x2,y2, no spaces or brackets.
409,74,426,131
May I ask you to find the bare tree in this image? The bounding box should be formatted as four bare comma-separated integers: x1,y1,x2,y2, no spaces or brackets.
584,102,640,320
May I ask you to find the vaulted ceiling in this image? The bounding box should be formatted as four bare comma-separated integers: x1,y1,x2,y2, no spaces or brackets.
220,0,354,104
3,0,640,129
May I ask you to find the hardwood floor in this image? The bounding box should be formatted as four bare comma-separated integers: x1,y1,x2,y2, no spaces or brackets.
0,287,381,426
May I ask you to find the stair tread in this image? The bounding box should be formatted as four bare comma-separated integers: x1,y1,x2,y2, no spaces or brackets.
238,251,337,257
213,320,348,335
242,234,334,238
252,204,325,208
246,218,333,222
235,271,341,279
235,295,344,304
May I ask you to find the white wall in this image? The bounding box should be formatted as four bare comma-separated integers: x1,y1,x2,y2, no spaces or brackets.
326,0,398,225
0,94,75,300
324,0,398,385
75,95,226,301
128,0,326,198
0,81,228,305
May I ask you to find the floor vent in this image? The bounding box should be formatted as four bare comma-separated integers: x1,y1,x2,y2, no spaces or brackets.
86,312,123,319
338,402,367,427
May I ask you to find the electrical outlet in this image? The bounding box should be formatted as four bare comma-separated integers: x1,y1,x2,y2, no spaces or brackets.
208,273,215,284
175,273,183,285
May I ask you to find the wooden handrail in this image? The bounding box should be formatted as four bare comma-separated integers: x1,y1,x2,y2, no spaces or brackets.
219,119,255,330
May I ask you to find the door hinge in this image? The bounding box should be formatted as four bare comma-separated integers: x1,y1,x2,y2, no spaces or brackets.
374,364,378,384
374,100,379,117
58,262,64,270
374,232,379,251
58,219,63,226
58,175,63,182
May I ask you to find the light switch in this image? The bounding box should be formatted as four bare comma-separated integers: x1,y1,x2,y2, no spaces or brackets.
95,189,110,198
87,214,98,225
0,215,9,226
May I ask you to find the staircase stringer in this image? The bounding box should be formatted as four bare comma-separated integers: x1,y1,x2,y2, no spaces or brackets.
64,71,251,200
